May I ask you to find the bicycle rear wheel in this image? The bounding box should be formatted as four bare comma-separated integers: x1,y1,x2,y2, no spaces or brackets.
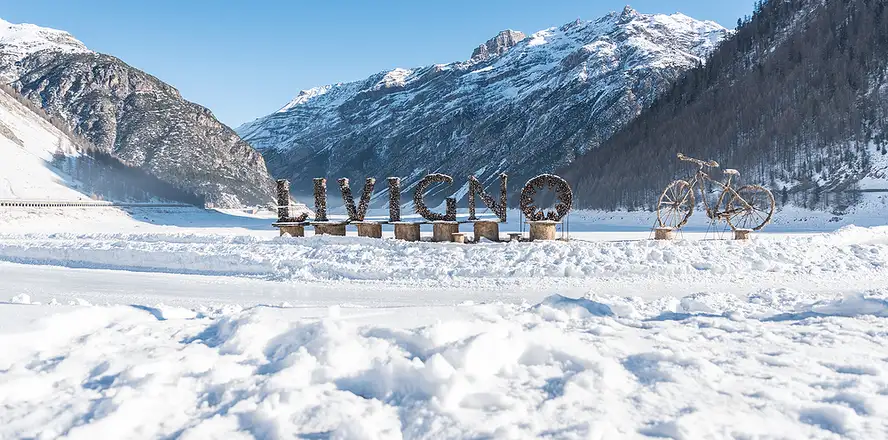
657,180,695,230
726,185,775,231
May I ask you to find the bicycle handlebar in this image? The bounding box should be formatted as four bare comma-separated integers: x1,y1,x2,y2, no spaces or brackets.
677,153,719,168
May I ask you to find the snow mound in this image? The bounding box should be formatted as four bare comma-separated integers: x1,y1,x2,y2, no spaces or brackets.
534,294,614,318
809,291,888,318
133,304,199,321
8,293,30,305
581,289,888,321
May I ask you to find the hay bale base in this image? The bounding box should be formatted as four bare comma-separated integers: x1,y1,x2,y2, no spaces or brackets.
313,223,347,236
734,229,752,240
354,222,383,238
393,222,421,242
278,225,305,237
473,221,500,242
432,222,460,242
654,227,675,240
452,232,467,244
528,221,558,241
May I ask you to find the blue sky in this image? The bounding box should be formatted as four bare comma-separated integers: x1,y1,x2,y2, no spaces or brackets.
1,0,753,127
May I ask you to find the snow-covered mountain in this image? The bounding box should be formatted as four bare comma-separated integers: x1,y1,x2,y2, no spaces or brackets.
0,18,275,208
239,7,729,201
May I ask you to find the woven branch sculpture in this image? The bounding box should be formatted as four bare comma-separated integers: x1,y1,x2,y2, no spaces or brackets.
520,174,573,221
414,173,457,221
275,179,308,222
388,177,401,222
313,178,328,222
468,173,508,222
339,178,376,222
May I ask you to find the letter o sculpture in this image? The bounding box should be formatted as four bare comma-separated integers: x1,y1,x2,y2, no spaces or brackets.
520,174,573,222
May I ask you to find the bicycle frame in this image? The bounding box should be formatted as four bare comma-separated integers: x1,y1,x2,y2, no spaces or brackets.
684,167,749,221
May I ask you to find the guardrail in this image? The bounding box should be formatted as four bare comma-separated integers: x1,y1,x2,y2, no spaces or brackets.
0,200,194,208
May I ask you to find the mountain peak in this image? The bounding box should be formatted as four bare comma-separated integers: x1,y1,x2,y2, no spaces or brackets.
471,29,526,61
0,17,91,81
0,18,89,56
619,6,640,23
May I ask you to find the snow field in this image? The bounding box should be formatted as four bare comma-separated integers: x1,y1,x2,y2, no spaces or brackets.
2,291,887,439
2,209,888,438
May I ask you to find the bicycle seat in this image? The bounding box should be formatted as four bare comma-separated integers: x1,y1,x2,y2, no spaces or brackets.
724,169,740,176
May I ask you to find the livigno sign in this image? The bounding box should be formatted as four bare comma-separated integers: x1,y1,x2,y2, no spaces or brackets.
276,173,573,224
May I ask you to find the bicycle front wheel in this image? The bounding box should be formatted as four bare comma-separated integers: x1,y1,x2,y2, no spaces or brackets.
726,185,775,231
657,180,695,230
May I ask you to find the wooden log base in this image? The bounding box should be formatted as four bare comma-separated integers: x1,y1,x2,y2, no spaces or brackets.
354,222,383,238
654,227,675,240
452,232,467,244
432,222,460,242
528,221,558,241
473,221,500,242
393,222,422,242
734,229,752,240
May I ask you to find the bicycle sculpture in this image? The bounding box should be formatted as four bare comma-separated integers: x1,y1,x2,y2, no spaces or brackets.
657,153,775,232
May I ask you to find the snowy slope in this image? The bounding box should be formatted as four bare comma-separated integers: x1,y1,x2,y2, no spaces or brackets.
238,7,729,202
0,88,89,200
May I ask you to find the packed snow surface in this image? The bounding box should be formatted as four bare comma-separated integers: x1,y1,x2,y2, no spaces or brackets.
2,207,888,438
